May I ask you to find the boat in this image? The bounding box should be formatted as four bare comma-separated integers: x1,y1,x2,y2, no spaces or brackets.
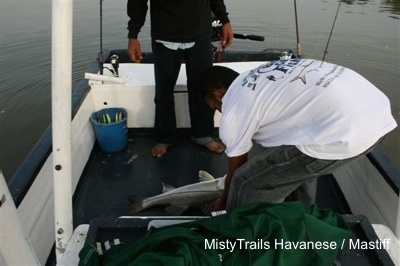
1,1,399,265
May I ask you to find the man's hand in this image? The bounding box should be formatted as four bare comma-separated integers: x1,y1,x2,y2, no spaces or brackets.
213,153,248,212
220,22,234,48
127,38,143,63
212,197,226,211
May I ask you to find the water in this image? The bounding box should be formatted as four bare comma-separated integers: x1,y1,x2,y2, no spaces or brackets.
1,0,399,182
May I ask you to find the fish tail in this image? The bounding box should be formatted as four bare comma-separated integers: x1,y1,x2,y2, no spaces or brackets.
129,203,145,214
198,203,213,216
128,196,145,214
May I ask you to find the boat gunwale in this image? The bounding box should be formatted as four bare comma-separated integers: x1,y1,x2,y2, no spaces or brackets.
368,147,400,195
7,55,100,207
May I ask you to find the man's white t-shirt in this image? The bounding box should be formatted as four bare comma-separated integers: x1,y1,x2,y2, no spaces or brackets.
220,59,397,159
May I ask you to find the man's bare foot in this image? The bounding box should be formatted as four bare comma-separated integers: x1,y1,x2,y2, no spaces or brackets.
151,144,168,158
204,140,225,154
191,137,225,154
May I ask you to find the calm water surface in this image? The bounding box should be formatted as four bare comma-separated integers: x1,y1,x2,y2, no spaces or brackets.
0,0,399,182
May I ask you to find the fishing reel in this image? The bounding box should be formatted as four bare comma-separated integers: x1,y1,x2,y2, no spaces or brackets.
280,51,293,60
110,54,119,77
101,54,120,77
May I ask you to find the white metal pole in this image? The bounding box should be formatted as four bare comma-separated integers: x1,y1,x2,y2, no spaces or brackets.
52,0,73,261
0,171,40,265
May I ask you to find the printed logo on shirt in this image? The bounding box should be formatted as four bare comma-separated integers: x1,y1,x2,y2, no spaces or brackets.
241,59,346,90
241,59,303,90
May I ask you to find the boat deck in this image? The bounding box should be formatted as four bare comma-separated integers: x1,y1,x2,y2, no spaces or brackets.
66,130,397,266
72,129,351,227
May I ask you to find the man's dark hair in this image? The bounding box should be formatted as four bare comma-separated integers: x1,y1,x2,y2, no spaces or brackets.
200,65,239,99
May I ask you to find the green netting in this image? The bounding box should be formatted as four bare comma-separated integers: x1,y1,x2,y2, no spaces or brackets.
79,201,350,266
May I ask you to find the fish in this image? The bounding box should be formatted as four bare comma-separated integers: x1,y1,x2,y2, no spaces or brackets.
129,170,225,215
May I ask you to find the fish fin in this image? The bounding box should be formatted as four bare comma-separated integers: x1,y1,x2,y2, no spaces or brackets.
216,175,227,190
128,196,146,214
162,182,176,193
198,170,215,182
165,205,189,216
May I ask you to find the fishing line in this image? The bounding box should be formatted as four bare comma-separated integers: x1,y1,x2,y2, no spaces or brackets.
307,19,331,59
322,0,342,61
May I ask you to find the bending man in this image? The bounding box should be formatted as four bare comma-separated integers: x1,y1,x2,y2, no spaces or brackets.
200,59,397,211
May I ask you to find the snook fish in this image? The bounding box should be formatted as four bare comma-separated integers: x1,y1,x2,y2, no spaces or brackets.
129,171,225,214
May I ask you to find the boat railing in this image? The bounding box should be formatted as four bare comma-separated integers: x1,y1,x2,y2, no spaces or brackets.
0,171,40,265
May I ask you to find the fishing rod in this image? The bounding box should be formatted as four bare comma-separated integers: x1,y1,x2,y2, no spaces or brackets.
211,19,265,62
98,0,104,75
294,0,301,58
213,33,265,62
322,1,342,61
233,34,265,42
97,0,119,76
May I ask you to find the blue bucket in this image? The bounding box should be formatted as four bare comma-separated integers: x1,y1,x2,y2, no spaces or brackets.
90,107,128,153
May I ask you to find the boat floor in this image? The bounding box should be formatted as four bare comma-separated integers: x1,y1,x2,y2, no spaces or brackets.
72,130,350,227
63,131,396,266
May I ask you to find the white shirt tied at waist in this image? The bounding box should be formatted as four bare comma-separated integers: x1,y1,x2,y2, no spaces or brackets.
156,40,195,50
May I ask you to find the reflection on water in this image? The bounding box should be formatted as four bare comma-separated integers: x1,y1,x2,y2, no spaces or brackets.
380,0,400,17
0,0,399,181
342,0,400,16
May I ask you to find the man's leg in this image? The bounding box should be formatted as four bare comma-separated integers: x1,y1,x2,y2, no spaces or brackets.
226,135,385,210
226,146,351,210
151,40,182,157
294,178,318,205
184,39,224,153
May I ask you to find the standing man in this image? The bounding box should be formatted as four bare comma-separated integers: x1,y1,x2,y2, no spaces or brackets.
127,0,233,158
200,59,397,211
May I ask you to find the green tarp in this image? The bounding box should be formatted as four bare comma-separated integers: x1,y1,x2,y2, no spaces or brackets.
79,201,350,266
